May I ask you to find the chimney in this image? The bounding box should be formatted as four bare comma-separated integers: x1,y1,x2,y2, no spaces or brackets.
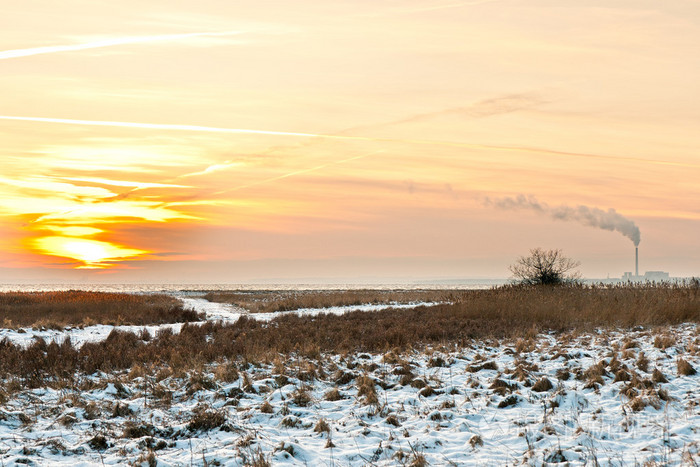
635,247,638,277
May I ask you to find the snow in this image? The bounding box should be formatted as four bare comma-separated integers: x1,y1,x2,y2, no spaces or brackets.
0,295,698,465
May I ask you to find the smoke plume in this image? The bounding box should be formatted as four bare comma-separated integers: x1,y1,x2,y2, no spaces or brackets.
485,194,640,246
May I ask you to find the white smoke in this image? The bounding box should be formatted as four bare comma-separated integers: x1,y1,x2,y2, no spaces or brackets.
485,194,641,246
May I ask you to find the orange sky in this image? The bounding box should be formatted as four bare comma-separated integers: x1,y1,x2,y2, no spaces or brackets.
1,0,699,282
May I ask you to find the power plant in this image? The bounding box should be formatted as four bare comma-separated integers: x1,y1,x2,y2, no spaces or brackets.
622,246,669,282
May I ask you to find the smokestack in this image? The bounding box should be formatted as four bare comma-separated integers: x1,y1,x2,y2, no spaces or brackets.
635,247,638,277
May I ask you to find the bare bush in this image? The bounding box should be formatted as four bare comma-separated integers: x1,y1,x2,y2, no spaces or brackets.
509,248,580,286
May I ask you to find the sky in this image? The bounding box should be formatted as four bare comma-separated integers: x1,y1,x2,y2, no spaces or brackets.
1,0,699,283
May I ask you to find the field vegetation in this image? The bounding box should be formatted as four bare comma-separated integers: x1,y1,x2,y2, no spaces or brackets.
202,289,461,313
0,283,697,386
0,284,698,464
0,291,202,329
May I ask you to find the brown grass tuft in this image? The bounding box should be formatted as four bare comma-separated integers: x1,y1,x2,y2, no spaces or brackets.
469,434,484,448
654,333,676,349
677,358,697,376
187,406,227,432
531,377,553,392
356,375,378,405
314,418,330,433
636,352,650,372
291,387,312,407
386,414,401,427
651,368,668,384
324,388,344,401
260,400,274,413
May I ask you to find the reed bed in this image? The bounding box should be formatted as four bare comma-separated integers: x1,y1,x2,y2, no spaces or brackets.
0,291,201,329
203,289,464,313
0,283,697,386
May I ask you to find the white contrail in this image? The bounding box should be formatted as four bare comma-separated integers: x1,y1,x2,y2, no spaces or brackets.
0,115,325,138
212,150,384,194
1,114,697,169
0,31,242,60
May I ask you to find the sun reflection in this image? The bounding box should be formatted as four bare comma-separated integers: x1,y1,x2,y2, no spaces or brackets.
32,236,149,268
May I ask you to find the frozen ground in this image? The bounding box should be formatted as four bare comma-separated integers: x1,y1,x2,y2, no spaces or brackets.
0,297,698,465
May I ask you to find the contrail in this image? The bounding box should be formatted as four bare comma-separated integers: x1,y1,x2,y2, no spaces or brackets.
211,150,384,195
1,114,697,169
485,194,641,246
0,31,242,60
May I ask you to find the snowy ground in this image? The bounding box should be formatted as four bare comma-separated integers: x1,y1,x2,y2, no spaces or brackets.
0,296,698,465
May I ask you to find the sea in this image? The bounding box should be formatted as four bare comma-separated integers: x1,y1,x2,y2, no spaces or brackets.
0,280,506,294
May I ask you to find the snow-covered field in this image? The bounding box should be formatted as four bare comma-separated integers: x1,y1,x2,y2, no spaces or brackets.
0,296,698,465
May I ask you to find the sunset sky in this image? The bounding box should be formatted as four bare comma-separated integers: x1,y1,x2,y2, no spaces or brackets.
1,0,699,283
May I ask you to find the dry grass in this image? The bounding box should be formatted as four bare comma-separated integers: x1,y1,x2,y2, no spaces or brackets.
677,358,697,376
531,377,553,392
0,284,697,386
202,289,460,313
0,291,201,329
